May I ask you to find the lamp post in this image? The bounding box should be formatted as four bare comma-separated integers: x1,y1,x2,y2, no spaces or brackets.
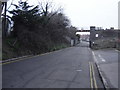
0,0,8,37
0,0,8,18
118,1,120,29
0,1,3,38
0,1,2,17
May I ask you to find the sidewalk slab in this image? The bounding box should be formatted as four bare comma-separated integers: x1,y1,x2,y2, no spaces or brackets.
92,49,118,88
99,62,118,88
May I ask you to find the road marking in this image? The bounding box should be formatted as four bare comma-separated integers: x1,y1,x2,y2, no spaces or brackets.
92,51,109,88
115,50,120,52
0,57,32,65
1,52,52,65
89,62,98,89
89,62,93,89
115,50,118,52
101,59,106,62
1,54,46,65
1,47,68,65
92,51,98,63
76,70,82,72
91,62,98,89
98,54,106,62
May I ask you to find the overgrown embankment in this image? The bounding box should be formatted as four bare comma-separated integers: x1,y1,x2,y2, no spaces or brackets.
3,37,70,60
2,1,78,60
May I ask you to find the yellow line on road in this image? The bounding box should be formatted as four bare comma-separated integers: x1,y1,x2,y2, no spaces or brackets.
0,50,61,65
89,62,98,90
1,47,67,65
91,62,98,89
1,57,29,65
89,62,93,89
1,54,48,65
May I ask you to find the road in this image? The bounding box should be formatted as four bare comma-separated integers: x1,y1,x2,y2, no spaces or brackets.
2,41,107,88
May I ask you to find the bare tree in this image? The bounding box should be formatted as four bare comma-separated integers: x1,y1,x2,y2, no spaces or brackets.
37,0,63,26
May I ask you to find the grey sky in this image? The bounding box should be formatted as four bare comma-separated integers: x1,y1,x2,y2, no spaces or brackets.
7,0,119,30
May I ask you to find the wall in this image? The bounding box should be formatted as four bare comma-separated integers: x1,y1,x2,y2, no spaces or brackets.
90,29,120,49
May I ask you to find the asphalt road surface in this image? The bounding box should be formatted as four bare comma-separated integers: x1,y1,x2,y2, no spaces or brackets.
3,41,104,88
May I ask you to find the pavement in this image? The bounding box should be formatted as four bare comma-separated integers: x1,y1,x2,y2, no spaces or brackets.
2,41,104,88
92,48,119,88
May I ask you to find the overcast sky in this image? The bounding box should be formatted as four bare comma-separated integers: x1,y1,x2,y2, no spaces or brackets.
7,0,120,30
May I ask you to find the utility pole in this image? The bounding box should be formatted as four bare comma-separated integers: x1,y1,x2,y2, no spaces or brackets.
118,1,120,29
3,2,7,37
0,1,2,38
0,2,2,90
0,1,2,18
1,0,8,37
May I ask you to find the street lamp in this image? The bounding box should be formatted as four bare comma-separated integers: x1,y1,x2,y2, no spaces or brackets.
0,0,9,37
118,1,120,29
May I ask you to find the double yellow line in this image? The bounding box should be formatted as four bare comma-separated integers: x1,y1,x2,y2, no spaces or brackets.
0,51,59,65
89,62,98,90
1,53,48,65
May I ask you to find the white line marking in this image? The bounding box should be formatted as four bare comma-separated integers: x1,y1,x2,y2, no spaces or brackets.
76,70,82,72
102,59,106,62
98,54,101,58
92,52,108,88
115,50,120,52
115,50,118,52
98,54,106,62
92,51,98,63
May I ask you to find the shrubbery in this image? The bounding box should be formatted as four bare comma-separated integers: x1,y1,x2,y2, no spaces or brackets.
2,1,77,59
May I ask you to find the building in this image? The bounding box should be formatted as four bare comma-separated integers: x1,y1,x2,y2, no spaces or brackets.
118,1,120,29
